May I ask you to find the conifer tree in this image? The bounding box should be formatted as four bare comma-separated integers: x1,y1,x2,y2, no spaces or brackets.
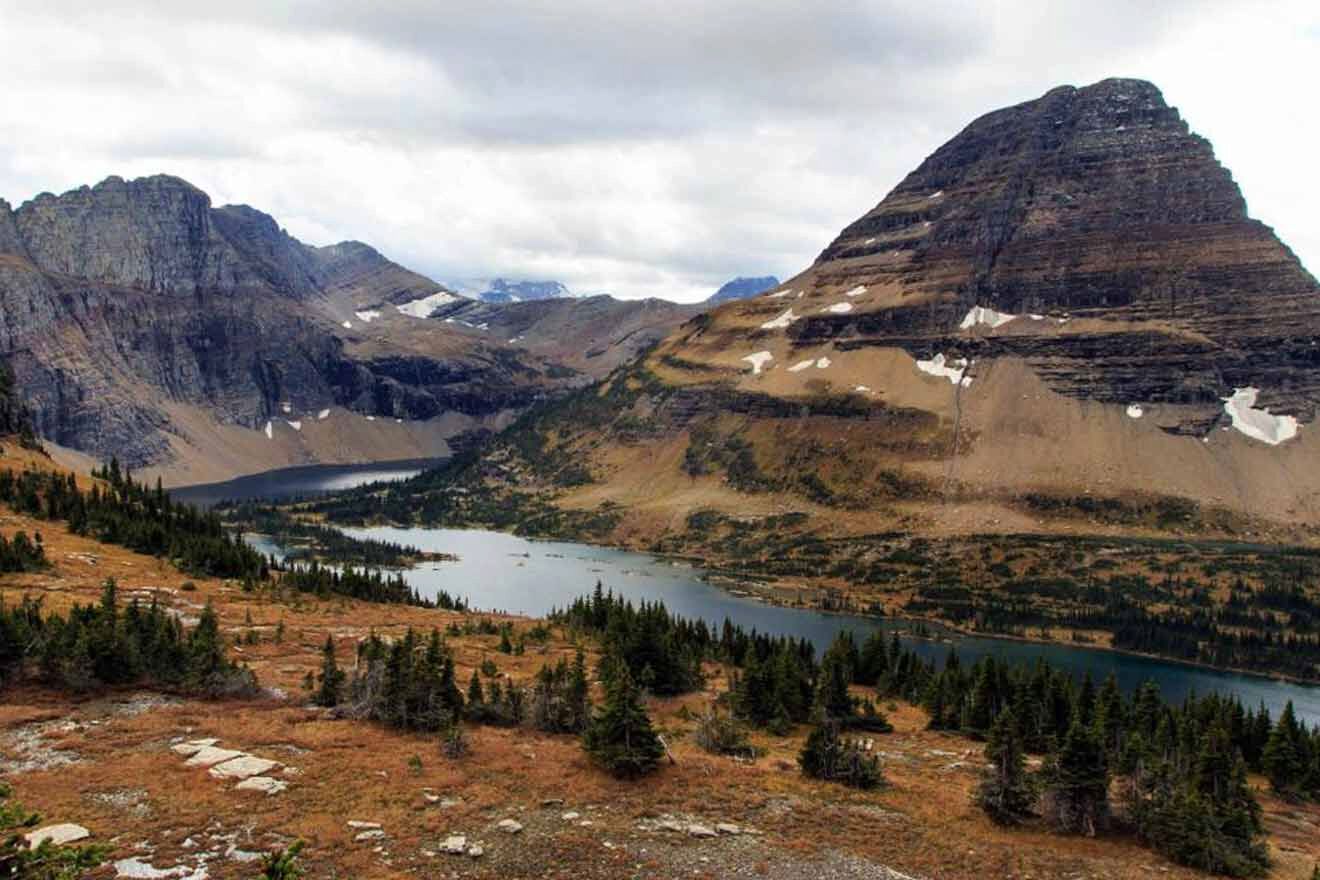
798,710,883,789
1262,701,1306,798
976,707,1036,825
582,661,664,779
1042,712,1110,835
315,635,344,708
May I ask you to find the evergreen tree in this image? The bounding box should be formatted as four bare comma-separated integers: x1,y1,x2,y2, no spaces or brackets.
1042,712,1110,835
798,711,883,789
1262,701,1306,798
582,661,665,779
314,635,344,708
975,708,1036,825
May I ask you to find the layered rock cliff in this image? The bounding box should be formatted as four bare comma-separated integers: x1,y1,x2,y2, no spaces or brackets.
0,176,549,476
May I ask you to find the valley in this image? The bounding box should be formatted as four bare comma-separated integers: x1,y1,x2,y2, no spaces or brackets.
3,70,1320,880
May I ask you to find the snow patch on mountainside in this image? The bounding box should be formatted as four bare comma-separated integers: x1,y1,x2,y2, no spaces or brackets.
1222,387,1299,445
742,351,773,375
788,359,814,373
396,291,459,318
354,309,381,323
760,309,799,330
824,302,852,314
1126,405,1144,419
916,353,971,386
959,306,1016,330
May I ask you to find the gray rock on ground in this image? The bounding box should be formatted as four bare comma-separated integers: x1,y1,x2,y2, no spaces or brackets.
24,824,90,847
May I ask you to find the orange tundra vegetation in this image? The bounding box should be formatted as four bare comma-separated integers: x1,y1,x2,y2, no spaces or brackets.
1,450,1319,879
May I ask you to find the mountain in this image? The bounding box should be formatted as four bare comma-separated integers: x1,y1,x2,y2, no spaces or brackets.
0,175,560,484
705,275,780,304
476,278,571,304
430,295,701,379
388,78,1320,556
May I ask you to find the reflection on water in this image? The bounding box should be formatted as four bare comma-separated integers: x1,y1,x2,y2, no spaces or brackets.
312,525,1320,727
168,459,444,508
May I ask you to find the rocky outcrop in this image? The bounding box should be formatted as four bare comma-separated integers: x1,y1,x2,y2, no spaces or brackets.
801,78,1320,425
0,175,544,470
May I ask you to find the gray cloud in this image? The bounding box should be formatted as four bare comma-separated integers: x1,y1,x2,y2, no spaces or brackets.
0,0,1315,300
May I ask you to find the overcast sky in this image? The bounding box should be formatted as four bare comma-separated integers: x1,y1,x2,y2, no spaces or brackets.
1,1,1316,302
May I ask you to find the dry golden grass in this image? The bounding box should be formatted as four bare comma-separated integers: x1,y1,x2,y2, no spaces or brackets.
2,458,1319,877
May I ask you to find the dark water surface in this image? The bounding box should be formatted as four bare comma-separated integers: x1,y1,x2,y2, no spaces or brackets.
326,525,1320,727
168,458,443,508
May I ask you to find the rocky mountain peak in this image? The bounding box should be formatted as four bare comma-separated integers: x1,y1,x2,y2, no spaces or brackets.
795,77,1319,425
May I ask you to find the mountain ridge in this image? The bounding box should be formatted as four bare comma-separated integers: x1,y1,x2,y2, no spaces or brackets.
392,76,1320,548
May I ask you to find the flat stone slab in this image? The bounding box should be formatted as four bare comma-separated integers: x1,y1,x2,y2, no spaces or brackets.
235,776,288,795
25,823,90,847
347,821,381,830
688,824,717,838
183,746,245,768
208,755,279,780
354,829,385,842
716,823,741,835
170,739,219,756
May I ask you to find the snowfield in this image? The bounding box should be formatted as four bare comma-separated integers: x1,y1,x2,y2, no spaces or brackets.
788,359,814,373
1126,405,1144,419
844,285,867,298
742,351,773,375
760,309,800,330
1222,387,1299,445
354,309,381,323
959,306,1016,330
396,291,458,318
824,302,853,314
916,353,971,386
317,409,331,420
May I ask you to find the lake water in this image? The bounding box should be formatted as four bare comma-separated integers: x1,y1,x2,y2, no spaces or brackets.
321,525,1320,726
168,458,443,508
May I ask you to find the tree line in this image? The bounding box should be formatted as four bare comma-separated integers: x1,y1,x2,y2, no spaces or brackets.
0,578,257,697
0,461,267,580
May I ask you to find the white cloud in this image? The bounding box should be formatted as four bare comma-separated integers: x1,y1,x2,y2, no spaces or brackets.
0,0,1315,302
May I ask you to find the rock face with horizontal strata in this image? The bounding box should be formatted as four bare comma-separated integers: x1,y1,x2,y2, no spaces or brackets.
0,175,548,467
798,78,1320,428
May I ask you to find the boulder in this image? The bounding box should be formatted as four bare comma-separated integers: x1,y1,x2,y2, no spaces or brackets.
208,755,280,780
235,776,288,796
441,835,467,855
354,830,385,843
496,819,523,834
716,823,741,835
24,824,90,847
170,738,219,756
183,746,245,768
